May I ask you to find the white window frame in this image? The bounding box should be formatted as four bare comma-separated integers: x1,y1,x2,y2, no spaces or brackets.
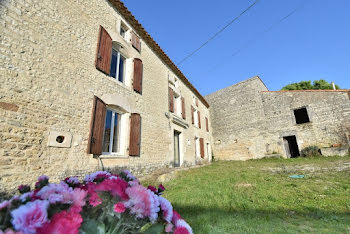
110,48,126,83
102,108,129,156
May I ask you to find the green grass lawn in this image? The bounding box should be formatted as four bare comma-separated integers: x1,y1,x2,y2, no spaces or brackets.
145,156,350,233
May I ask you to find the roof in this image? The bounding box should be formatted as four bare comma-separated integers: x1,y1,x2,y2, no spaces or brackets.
108,0,209,108
262,90,350,93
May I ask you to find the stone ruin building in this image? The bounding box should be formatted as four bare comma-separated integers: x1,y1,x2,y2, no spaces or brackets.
206,76,350,160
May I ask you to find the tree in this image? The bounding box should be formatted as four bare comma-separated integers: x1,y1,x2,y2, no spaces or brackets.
281,79,340,90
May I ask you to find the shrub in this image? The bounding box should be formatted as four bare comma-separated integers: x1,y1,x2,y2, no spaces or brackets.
0,171,192,234
301,146,322,157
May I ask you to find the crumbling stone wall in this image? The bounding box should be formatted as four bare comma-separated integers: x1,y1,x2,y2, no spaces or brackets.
0,0,211,193
206,76,350,160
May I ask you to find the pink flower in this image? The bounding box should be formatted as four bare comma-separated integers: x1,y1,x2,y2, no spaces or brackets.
37,209,82,234
124,185,160,222
159,196,173,223
147,186,157,192
84,183,102,207
11,200,49,234
95,178,129,200
175,219,193,234
0,200,10,210
71,188,87,207
165,223,174,233
0,228,23,234
128,180,140,187
18,185,30,194
172,211,182,223
174,227,191,234
114,202,126,213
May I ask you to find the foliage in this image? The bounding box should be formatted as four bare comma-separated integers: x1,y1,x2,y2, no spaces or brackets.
301,145,322,157
0,171,192,234
145,156,350,233
281,79,340,90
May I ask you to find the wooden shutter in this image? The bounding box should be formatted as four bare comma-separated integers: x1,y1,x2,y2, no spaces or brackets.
95,26,112,75
196,98,199,107
129,113,141,156
181,97,186,119
198,110,201,128
169,88,174,113
133,58,143,94
200,138,204,158
205,117,209,132
88,96,106,155
131,32,141,52
191,106,194,124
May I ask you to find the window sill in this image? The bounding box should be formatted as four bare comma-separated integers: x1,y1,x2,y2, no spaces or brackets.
99,154,129,159
106,76,132,92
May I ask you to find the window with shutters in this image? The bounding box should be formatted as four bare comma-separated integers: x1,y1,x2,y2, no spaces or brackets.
110,48,126,83
194,137,200,158
120,23,128,40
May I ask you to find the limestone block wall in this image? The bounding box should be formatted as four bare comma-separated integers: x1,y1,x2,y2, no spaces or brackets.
205,76,268,160
0,0,211,193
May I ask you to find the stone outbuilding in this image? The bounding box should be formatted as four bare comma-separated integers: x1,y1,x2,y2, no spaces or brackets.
0,0,213,192
206,76,350,160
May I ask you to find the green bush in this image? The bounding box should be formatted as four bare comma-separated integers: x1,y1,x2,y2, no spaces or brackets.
301,146,322,157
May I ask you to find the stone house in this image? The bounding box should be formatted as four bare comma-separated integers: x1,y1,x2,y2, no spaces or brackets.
206,76,350,160
0,0,213,192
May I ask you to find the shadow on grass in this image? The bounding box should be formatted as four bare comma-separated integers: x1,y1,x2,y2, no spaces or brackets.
173,204,350,233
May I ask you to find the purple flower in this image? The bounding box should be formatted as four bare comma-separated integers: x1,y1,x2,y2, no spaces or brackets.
159,196,173,223
65,176,80,185
84,171,111,182
0,200,10,210
123,170,136,180
18,185,30,194
19,192,34,202
11,200,49,234
36,182,73,204
37,176,49,182
124,185,160,222
158,184,165,192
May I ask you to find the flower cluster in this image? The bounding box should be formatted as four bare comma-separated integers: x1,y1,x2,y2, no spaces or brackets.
0,170,192,234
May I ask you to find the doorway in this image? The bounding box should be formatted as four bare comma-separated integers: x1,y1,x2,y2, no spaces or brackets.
283,135,300,158
174,131,181,167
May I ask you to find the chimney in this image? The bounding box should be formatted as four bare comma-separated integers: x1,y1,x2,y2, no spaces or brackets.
331,82,336,90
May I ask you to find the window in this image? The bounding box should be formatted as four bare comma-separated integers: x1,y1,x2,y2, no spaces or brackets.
102,109,122,153
120,25,127,39
294,107,310,124
110,48,126,82
194,137,200,158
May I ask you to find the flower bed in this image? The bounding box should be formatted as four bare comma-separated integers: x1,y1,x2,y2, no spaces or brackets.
0,171,192,234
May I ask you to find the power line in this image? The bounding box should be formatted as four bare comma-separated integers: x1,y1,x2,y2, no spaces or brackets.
204,1,308,75
176,0,260,66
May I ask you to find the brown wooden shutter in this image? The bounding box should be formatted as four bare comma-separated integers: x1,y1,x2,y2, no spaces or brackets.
191,106,194,124
131,32,141,52
200,138,204,158
95,26,112,75
169,88,174,113
87,96,106,155
205,117,209,132
198,110,201,128
129,113,141,156
181,97,186,119
133,58,143,94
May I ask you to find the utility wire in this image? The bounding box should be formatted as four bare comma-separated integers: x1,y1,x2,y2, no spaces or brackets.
176,0,260,66
204,2,307,75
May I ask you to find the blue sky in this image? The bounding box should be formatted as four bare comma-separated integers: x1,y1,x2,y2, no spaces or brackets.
122,0,350,95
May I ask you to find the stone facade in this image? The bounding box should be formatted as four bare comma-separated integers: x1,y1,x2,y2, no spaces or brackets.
0,0,212,193
206,76,350,160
